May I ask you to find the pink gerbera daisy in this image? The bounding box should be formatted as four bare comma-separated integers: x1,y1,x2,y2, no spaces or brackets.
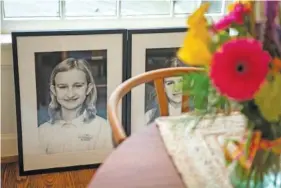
213,3,251,31
210,38,271,101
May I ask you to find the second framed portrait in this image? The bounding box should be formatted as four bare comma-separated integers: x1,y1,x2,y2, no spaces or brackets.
127,28,187,135
12,29,127,175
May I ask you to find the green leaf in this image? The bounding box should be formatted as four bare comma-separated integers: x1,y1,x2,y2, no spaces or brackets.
218,31,231,45
209,41,218,53
210,31,231,53
254,74,281,122
181,72,210,110
231,23,248,37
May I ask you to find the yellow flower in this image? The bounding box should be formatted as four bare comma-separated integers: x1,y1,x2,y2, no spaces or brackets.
177,3,212,66
254,74,281,122
177,34,212,66
187,2,209,28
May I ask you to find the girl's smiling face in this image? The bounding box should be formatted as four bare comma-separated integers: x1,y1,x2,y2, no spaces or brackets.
164,76,183,104
51,69,93,111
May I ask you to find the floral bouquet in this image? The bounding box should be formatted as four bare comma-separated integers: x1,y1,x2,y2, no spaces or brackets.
176,1,281,188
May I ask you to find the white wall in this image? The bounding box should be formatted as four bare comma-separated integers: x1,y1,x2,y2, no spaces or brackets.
1,43,18,157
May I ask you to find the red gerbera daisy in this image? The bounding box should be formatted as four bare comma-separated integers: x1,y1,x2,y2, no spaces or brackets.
210,38,271,101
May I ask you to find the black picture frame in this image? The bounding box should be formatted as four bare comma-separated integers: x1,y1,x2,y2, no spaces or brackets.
126,27,187,135
12,29,128,176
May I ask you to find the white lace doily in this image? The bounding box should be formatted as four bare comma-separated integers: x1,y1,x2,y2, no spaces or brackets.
156,112,247,188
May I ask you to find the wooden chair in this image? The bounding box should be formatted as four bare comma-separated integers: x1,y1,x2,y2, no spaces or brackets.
107,67,204,146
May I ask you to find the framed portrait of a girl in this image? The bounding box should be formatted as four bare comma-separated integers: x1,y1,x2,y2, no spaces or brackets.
12,29,127,175
126,28,187,135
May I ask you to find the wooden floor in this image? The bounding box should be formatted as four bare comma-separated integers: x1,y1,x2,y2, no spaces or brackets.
1,163,96,188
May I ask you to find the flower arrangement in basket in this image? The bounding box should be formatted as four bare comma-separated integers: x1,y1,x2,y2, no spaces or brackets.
176,1,281,187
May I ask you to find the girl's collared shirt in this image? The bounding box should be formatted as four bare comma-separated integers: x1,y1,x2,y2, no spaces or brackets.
38,114,113,154
145,103,182,125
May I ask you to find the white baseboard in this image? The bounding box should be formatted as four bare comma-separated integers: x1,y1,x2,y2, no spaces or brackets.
1,133,18,157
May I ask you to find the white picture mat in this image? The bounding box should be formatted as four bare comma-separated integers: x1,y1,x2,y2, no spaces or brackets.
131,32,185,134
16,33,123,171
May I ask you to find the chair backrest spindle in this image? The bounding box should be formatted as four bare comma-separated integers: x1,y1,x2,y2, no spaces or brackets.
154,78,169,116
181,95,189,113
